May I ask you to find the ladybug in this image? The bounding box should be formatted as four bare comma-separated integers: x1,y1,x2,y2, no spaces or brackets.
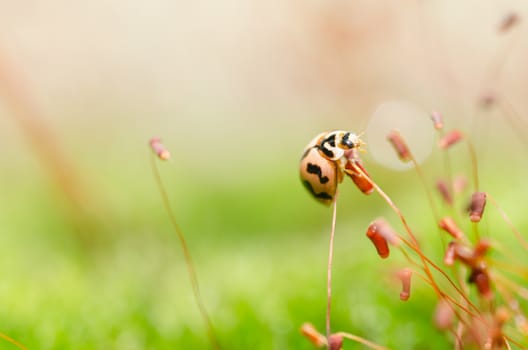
300,131,367,205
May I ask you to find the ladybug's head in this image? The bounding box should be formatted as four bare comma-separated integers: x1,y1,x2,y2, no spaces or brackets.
340,132,361,149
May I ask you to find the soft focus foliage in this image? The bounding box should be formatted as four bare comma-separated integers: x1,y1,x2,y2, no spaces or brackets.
1,1,528,349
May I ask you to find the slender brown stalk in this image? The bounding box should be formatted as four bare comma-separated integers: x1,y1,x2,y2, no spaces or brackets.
150,154,220,350
350,163,482,316
0,332,27,350
410,155,440,222
411,268,477,319
336,332,390,350
497,98,528,149
504,337,512,350
465,140,479,192
409,153,446,250
326,190,339,341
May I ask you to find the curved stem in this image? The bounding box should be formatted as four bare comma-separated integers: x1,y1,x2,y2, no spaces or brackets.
0,332,27,350
465,139,479,192
337,332,390,350
150,154,221,350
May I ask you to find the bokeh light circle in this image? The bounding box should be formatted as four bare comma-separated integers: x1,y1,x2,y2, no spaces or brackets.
365,100,434,171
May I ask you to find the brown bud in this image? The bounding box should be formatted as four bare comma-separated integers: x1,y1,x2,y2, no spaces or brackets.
479,91,496,109
469,192,487,222
436,180,453,205
431,111,444,130
499,12,519,34
345,161,374,195
434,300,454,330
300,323,326,348
149,137,171,160
438,217,464,239
328,334,343,350
439,130,463,149
398,268,412,301
453,244,475,266
366,223,390,259
387,130,411,162
444,242,457,266
495,307,510,326
468,268,493,300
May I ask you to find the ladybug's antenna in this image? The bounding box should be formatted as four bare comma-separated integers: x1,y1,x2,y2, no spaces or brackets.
357,132,368,153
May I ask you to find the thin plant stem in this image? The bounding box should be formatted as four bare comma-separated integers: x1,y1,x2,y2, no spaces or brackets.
411,268,477,319
409,154,446,251
0,332,27,350
503,335,523,349
465,139,479,192
487,193,528,250
337,332,390,350
437,129,463,224
150,154,220,350
454,321,464,350
497,98,528,149
350,164,481,315
410,155,440,223
326,190,339,341
504,337,512,350
395,231,481,315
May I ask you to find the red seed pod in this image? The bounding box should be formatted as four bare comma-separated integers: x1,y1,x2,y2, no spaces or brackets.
468,267,493,300
300,323,326,348
438,217,464,239
439,130,463,149
436,180,453,205
444,242,457,266
454,244,475,266
372,218,401,246
499,12,519,34
469,192,487,222
366,223,390,259
387,130,411,162
149,137,171,160
434,300,454,330
431,111,444,130
398,268,412,301
345,160,374,195
328,334,343,350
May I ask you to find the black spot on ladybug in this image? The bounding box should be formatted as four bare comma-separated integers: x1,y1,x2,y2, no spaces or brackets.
302,180,333,201
341,132,352,147
319,145,334,158
319,134,336,158
326,134,336,147
307,163,329,184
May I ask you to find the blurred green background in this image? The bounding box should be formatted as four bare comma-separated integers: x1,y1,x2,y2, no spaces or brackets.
1,1,528,349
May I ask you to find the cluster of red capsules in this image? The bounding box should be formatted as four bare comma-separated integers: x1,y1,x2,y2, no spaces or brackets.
363,113,526,348
300,109,528,349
